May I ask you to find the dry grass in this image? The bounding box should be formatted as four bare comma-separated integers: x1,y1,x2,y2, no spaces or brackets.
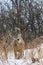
25,38,43,49
0,36,43,59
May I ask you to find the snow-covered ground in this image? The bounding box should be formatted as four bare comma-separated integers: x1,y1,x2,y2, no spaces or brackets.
0,43,43,65
0,58,43,65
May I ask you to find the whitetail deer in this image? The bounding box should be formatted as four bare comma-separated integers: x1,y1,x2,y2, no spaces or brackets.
14,34,25,59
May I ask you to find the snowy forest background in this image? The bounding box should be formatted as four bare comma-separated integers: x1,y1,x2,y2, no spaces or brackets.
0,0,43,42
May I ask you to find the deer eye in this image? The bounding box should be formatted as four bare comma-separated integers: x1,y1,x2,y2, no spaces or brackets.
17,39,19,41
